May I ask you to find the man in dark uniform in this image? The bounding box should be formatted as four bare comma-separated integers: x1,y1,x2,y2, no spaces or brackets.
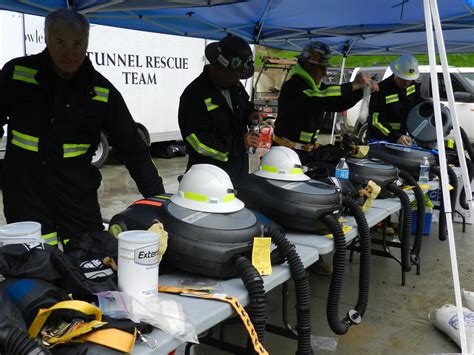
178,35,260,183
274,41,377,275
0,9,165,246
368,54,422,145
274,41,377,165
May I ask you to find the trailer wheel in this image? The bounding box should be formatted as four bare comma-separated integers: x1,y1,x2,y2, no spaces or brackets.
92,132,109,168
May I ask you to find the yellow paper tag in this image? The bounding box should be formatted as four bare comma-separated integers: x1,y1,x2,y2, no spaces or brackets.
252,237,272,276
338,217,348,223
418,183,430,190
403,185,416,190
448,184,454,191
325,225,353,239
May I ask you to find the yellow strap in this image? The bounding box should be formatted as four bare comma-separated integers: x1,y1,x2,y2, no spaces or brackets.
29,300,102,337
159,286,269,355
80,328,136,354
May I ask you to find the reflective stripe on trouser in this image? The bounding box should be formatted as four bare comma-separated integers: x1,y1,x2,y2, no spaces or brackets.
92,86,109,103
303,85,341,97
41,232,58,246
385,94,399,104
13,65,39,85
372,112,390,136
63,144,91,158
185,133,228,162
406,85,416,96
204,98,219,111
11,130,39,152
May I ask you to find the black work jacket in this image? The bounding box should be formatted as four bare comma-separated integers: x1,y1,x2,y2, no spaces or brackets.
275,64,363,145
0,50,164,239
368,75,422,142
178,65,256,181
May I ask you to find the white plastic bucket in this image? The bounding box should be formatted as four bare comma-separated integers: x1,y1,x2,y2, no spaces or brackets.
0,221,42,247
118,230,160,300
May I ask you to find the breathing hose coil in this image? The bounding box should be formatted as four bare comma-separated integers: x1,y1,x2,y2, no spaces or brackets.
341,196,371,324
398,170,425,259
264,225,313,355
0,316,50,355
234,256,267,345
386,184,412,272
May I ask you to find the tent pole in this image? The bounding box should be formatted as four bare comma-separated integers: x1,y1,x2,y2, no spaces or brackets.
424,0,468,352
429,0,473,214
329,55,347,144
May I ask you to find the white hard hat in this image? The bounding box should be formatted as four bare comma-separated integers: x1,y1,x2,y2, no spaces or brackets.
390,54,420,81
254,146,310,181
170,164,244,213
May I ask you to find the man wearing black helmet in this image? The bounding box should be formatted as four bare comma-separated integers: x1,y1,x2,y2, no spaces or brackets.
178,34,260,182
274,41,377,165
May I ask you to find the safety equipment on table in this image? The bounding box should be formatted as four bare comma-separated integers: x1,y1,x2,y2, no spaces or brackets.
29,300,138,353
390,54,420,81
0,243,118,298
254,146,310,181
406,101,452,144
160,285,269,355
1,278,69,328
297,41,331,66
170,164,244,213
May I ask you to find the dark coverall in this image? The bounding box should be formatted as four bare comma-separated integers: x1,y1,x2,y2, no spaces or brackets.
368,74,422,143
178,65,257,182
274,63,363,164
0,50,165,245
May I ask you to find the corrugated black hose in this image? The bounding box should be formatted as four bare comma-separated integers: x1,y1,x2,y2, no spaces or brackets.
459,157,473,210
321,214,357,335
264,225,313,355
399,170,425,259
342,196,370,321
0,316,50,355
386,184,412,272
234,255,267,345
431,166,447,241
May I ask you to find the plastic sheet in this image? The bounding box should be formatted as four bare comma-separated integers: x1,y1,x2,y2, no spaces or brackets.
95,290,198,344
311,335,338,351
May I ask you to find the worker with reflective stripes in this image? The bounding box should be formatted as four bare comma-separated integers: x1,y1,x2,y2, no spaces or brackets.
178,35,260,183
0,9,165,246
368,54,423,145
274,41,377,164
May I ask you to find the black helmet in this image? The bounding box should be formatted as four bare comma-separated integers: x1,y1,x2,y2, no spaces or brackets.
205,34,254,79
297,41,331,66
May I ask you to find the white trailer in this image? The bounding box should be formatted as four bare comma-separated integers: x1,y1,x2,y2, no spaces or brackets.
0,10,254,166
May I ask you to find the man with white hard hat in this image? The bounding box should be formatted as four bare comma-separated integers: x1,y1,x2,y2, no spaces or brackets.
368,54,423,145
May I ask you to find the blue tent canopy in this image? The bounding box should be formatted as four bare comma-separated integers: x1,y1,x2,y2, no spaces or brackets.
0,0,473,54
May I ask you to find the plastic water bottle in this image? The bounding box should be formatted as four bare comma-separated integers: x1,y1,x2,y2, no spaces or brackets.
418,156,430,183
335,157,350,180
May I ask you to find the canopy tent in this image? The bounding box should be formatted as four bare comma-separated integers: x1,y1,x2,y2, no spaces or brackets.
0,0,472,352
0,0,473,55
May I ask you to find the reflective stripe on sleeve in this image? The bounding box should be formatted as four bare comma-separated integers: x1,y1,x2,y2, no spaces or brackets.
185,133,228,162
13,65,39,85
372,112,390,136
92,86,109,103
63,144,91,158
41,232,58,246
299,131,313,142
385,94,399,104
406,85,416,96
303,85,341,97
11,130,39,152
204,98,219,111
